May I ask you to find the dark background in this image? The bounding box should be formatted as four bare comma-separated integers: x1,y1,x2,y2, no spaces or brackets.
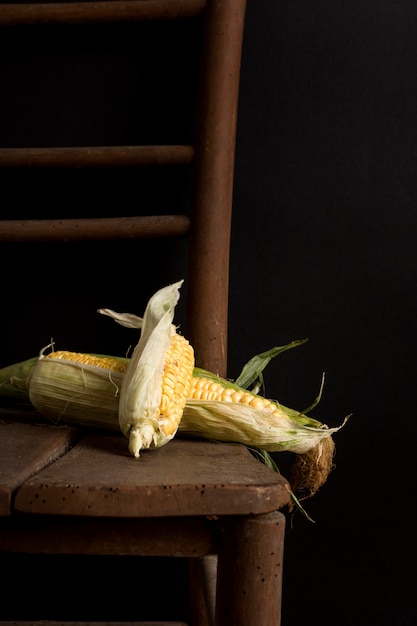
1,1,416,625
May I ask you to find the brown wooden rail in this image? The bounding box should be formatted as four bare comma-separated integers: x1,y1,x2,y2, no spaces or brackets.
0,0,206,25
0,215,190,242
0,146,194,168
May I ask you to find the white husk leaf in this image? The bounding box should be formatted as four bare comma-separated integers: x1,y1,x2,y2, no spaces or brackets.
180,399,345,454
98,309,143,329
118,280,184,457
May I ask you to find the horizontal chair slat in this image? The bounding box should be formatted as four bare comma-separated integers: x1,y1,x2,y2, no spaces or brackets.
0,0,206,25
0,622,190,625
0,146,194,168
0,215,191,242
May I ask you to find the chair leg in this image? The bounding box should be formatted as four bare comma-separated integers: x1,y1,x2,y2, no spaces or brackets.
215,511,286,626
188,555,217,626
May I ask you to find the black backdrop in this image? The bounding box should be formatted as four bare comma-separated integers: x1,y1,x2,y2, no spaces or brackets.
1,1,416,625
230,2,417,625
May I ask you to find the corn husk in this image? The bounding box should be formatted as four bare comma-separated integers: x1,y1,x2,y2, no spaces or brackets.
180,399,343,454
26,347,123,431
0,357,37,405
115,280,190,457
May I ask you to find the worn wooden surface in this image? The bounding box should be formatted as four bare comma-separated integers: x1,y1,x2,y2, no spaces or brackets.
3,423,290,518
0,419,79,516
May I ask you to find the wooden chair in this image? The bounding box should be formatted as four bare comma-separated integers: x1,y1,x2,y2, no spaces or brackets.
0,1,291,624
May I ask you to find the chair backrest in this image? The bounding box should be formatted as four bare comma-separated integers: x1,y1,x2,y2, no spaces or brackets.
0,0,247,378
0,9,294,625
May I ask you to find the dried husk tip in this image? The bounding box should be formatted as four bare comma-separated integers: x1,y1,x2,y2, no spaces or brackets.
289,435,336,507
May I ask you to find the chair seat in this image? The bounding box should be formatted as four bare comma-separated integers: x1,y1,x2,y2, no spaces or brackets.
0,412,290,625
0,414,289,520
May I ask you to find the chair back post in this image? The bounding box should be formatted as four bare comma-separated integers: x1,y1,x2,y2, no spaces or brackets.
186,0,247,377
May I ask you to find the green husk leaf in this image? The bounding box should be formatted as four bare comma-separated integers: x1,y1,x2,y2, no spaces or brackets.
234,339,309,392
300,371,325,415
0,357,38,404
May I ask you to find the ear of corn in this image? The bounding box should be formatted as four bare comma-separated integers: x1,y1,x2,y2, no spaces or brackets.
113,280,194,457
121,328,194,457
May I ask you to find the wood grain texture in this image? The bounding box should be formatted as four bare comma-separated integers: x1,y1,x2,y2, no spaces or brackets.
12,432,290,517
0,420,79,516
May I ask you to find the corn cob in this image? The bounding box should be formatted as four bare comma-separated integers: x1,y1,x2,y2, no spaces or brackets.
116,280,194,457
120,328,194,456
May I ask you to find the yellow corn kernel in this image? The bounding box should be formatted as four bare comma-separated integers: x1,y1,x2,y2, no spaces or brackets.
188,376,282,416
32,338,193,445
47,351,129,373
158,332,194,438
180,373,346,455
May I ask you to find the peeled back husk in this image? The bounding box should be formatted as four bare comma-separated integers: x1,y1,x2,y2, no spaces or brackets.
116,279,192,457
